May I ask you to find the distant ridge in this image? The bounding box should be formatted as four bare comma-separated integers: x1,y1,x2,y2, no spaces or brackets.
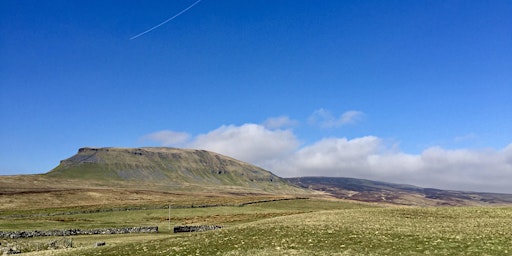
286,177,512,206
46,147,301,193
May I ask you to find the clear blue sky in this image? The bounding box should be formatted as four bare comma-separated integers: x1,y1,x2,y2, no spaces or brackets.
1,1,511,192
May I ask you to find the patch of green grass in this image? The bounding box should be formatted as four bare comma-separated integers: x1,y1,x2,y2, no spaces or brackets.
0,199,358,231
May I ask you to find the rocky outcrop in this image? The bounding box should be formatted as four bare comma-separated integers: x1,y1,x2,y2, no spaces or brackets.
0,226,158,239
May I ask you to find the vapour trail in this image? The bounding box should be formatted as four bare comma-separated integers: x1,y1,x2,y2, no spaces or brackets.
130,0,202,40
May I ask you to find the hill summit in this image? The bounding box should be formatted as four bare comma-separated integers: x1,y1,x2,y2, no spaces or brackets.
46,147,299,193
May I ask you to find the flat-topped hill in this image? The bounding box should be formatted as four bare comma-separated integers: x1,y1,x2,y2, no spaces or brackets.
45,147,302,193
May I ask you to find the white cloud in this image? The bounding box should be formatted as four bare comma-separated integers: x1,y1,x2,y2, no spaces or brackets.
269,137,512,193
340,110,365,124
504,144,512,165
412,146,512,192
263,116,299,129
308,109,364,128
140,130,190,146
141,120,512,193
271,136,385,178
188,124,299,167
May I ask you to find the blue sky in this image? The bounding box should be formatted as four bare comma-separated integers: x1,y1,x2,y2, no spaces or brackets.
1,0,511,192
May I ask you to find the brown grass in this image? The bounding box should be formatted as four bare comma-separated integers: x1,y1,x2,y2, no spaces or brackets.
0,173,322,212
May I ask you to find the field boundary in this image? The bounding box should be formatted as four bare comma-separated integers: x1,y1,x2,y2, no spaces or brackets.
1,197,310,219
0,226,158,239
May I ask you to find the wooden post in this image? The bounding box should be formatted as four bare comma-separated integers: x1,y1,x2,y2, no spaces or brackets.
169,204,171,232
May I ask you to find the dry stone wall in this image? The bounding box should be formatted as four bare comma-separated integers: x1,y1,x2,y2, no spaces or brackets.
0,226,158,239
173,225,221,233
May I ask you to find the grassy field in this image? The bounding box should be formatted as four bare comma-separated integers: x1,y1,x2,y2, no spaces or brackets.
2,198,512,255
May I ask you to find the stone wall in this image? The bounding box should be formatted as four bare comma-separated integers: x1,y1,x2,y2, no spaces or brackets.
3,197,310,220
173,225,221,233
0,226,158,239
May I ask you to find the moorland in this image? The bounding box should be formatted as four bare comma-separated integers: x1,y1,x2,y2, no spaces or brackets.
1,147,511,255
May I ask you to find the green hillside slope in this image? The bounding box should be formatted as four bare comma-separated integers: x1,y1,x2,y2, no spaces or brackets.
46,147,302,193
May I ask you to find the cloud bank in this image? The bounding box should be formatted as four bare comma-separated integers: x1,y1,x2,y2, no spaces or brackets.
141,118,512,193
189,124,299,167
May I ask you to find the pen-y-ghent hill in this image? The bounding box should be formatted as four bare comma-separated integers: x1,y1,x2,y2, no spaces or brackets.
0,147,311,211
46,147,297,193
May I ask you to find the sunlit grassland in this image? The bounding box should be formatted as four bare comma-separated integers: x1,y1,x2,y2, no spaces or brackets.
3,200,512,255
1,199,368,253
0,199,364,231
65,206,512,255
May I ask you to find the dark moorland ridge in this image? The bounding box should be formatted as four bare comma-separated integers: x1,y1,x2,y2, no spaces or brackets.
286,176,512,206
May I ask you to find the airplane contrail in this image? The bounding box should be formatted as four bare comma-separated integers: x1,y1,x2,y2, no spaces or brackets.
130,0,202,40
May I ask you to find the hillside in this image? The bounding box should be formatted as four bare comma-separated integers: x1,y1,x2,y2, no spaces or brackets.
0,147,312,210
286,177,512,206
46,147,302,193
